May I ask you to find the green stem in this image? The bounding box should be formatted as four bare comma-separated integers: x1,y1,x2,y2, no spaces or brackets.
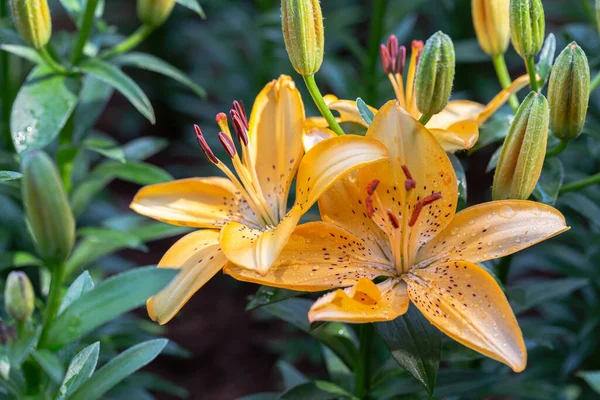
303,74,345,136
418,113,432,125
354,323,373,399
559,172,600,194
497,254,512,284
365,0,387,104
70,0,100,65
525,56,539,92
546,140,568,158
38,47,66,73
0,0,10,149
591,72,600,92
492,54,519,112
100,25,155,59
39,263,65,348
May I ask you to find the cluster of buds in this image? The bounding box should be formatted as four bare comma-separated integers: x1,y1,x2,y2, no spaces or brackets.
471,0,510,57
509,0,545,59
281,0,324,76
493,92,549,200
137,0,176,27
4,271,35,322
10,0,52,49
380,35,406,76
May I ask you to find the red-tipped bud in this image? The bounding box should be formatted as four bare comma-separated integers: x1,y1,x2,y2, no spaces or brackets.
230,110,249,146
380,44,391,74
218,132,237,158
398,45,407,75
366,179,380,196
232,100,249,130
387,34,399,74
365,196,374,217
195,125,218,164
387,210,400,229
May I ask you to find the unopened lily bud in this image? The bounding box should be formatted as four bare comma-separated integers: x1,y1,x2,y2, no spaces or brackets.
9,0,52,49
415,31,455,116
4,271,35,322
547,42,590,141
137,0,176,27
472,0,510,56
493,91,549,200
281,0,324,76
21,151,75,264
510,0,545,59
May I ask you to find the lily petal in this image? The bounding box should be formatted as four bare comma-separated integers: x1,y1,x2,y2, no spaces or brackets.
309,278,409,323
405,260,526,372
429,120,479,153
224,222,394,291
303,127,336,152
248,75,305,221
221,135,389,274
426,100,485,130
304,96,377,130
130,177,258,228
147,230,228,325
360,100,459,252
476,74,531,126
415,200,569,265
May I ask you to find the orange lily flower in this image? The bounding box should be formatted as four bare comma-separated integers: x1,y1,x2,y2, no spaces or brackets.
225,101,569,372
306,38,531,153
130,75,388,324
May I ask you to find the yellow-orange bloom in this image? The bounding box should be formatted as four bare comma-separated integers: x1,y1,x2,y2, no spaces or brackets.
130,75,388,324
226,101,569,372
472,0,511,56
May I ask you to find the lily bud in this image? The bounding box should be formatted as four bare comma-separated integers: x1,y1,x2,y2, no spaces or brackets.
4,271,35,322
415,31,455,116
471,0,510,56
137,0,176,27
21,151,75,264
510,0,545,59
547,42,590,141
493,91,549,200
9,0,52,49
281,0,324,76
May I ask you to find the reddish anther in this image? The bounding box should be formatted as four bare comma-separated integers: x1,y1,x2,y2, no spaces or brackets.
422,192,443,205
408,201,423,227
387,35,399,74
387,210,400,229
232,100,249,130
194,125,218,164
218,132,237,158
230,110,249,146
380,44,390,74
365,196,375,217
401,165,416,191
398,45,407,75
367,179,380,196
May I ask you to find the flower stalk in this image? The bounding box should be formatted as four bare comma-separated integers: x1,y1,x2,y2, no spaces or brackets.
354,323,373,399
303,75,345,136
492,54,519,111
559,172,600,194
101,24,155,59
70,0,99,65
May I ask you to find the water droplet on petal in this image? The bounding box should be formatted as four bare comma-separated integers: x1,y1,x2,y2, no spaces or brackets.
499,205,515,219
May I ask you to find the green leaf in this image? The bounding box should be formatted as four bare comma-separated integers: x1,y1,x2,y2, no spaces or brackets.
32,349,65,384
58,0,83,25
91,161,173,185
246,286,305,311
122,137,168,161
8,324,41,367
470,111,511,153
356,97,374,126
83,138,125,163
58,342,100,399
45,267,178,349
126,372,188,398
277,360,309,390
128,222,192,243
176,0,206,18
321,346,352,390
376,306,441,396
0,171,22,181
0,28,27,46
79,59,155,124
78,227,146,251
114,52,206,98
536,33,556,88
532,158,564,205
72,75,114,141
279,381,358,400
448,154,467,210
486,145,502,173
0,251,41,272
508,278,588,314
67,339,168,400
11,65,79,153
0,44,43,64
577,371,600,394
58,271,95,315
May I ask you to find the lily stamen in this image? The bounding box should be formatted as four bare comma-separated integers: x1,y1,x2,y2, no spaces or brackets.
387,210,400,229
366,179,380,195
218,131,237,158
232,100,249,130
194,125,218,164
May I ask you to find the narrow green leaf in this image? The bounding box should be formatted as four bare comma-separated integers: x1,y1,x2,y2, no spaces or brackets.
68,339,168,400
321,346,353,390
246,286,304,311
0,28,27,45
277,361,309,390
448,154,467,210
532,158,564,205
279,381,358,400
0,44,43,63
0,251,39,272
45,267,178,349
508,278,588,314
376,306,441,396
91,161,173,185
83,138,126,163
128,222,192,243
32,349,65,384
126,372,189,398
11,65,79,153
536,33,556,88
114,52,206,98
78,227,146,251
72,75,114,141
8,324,41,366
58,0,83,25
356,97,374,125
486,145,502,173
176,0,206,18
0,171,22,181
59,342,100,399
122,137,168,161
577,371,600,394
79,59,155,124
58,271,95,315
469,111,511,153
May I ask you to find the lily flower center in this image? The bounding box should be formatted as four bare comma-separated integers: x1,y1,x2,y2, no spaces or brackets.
364,164,442,276
194,102,278,227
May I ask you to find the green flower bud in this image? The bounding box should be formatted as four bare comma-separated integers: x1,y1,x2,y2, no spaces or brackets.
510,0,545,59
9,0,52,49
21,151,75,264
415,31,455,117
493,91,549,200
4,271,35,322
281,0,324,76
137,0,176,27
548,42,590,141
